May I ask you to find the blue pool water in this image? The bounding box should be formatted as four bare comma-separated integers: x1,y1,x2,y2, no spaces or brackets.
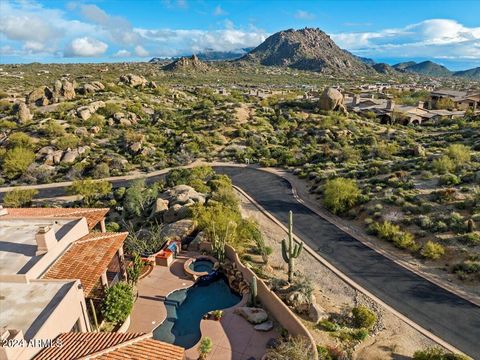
153,277,241,349
189,259,214,273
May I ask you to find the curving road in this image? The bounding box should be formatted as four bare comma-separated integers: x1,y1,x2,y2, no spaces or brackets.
2,165,479,357
212,167,480,359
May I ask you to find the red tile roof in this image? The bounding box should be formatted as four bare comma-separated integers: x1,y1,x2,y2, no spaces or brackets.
3,208,109,230
42,232,128,297
33,333,185,360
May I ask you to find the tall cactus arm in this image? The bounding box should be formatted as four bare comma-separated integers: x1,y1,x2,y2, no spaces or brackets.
281,238,289,263
293,242,303,258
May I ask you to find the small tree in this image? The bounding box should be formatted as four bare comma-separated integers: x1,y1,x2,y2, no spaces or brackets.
101,282,134,324
69,179,112,206
198,337,213,360
323,177,360,214
420,241,445,260
2,147,35,179
3,188,39,207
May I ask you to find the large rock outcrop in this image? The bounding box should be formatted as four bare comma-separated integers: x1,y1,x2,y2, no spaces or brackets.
319,87,348,115
13,102,33,123
119,74,147,87
53,79,76,101
76,101,105,120
26,86,53,106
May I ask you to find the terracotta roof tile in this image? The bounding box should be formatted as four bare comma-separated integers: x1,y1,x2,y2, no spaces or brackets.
33,332,145,360
94,338,185,360
42,232,128,297
33,333,185,360
3,208,109,230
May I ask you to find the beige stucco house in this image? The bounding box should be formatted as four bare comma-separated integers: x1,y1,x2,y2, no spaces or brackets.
0,207,127,360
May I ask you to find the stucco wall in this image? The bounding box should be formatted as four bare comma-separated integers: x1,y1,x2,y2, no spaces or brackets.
225,245,318,360
5,279,91,360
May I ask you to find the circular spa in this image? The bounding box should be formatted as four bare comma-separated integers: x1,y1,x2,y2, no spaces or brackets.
183,255,218,280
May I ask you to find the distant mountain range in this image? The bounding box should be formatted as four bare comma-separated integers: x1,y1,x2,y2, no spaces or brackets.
151,27,479,80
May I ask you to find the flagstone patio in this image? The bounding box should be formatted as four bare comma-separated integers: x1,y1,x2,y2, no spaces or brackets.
128,251,277,360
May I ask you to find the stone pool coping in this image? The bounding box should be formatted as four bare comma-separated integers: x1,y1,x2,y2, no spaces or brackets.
183,254,219,280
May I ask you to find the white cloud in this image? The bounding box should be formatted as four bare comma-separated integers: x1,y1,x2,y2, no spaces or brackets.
332,19,480,61
213,5,227,16
294,10,315,20
134,45,149,57
135,27,267,56
113,49,132,57
64,37,108,57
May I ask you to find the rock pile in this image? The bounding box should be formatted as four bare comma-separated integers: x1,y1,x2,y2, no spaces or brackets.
76,101,105,120
119,74,148,87
153,185,206,223
220,260,250,295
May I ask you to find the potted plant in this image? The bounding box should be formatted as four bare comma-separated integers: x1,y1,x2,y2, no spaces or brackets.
198,337,212,360
211,310,223,321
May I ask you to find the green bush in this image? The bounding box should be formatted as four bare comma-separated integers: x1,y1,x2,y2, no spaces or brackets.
351,306,376,329
323,177,360,214
368,221,417,250
318,320,339,332
432,156,454,174
446,144,471,165
2,147,35,179
413,347,470,360
101,282,134,324
3,188,39,207
421,241,445,260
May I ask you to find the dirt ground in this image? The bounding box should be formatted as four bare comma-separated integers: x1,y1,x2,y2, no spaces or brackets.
237,191,437,360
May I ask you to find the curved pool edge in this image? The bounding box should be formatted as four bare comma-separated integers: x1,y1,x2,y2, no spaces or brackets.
152,275,248,349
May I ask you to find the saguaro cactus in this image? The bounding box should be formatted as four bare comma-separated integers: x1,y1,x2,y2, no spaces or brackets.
467,218,476,233
281,211,303,283
250,276,258,307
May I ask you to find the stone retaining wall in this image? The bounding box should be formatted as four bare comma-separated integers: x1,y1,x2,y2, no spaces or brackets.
225,245,318,360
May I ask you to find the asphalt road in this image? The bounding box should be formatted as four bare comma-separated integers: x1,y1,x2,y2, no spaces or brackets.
3,165,479,357
214,167,480,359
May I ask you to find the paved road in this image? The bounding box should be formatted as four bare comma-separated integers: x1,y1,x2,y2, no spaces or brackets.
214,167,480,359
2,165,479,357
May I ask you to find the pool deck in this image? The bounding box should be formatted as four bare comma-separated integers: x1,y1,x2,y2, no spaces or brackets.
128,251,277,360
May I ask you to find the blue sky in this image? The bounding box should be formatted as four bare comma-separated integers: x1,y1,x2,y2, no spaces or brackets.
1,0,479,70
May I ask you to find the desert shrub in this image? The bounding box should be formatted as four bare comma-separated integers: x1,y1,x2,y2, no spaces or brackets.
3,188,39,207
265,336,314,360
458,233,480,246
453,261,480,275
1,147,35,179
69,179,112,206
43,119,65,136
123,179,159,217
368,221,417,250
198,337,213,360
432,156,454,174
351,306,376,329
56,134,80,150
413,347,470,360
438,173,460,186
92,162,110,179
101,282,134,324
323,177,360,214
446,144,471,165
318,320,339,332
166,166,214,192
421,241,445,260
8,132,35,149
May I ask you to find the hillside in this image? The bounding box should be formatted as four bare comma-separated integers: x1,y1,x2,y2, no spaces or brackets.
197,48,253,61
453,67,480,80
240,28,373,74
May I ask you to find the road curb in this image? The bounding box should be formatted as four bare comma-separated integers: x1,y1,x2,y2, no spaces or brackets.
233,184,467,357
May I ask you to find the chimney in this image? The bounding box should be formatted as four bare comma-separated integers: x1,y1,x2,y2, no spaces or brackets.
386,100,395,111
35,225,56,256
418,101,424,109
353,95,360,106
0,206,7,216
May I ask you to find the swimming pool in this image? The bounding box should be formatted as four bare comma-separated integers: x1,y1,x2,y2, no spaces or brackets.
153,276,241,349
189,259,214,273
